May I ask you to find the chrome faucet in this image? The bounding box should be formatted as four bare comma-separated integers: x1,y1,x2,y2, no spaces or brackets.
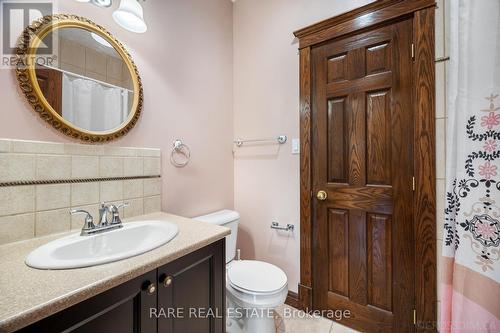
71,202,129,236
98,202,111,227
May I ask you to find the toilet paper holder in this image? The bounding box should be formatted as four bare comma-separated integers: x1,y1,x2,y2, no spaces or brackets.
270,221,294,232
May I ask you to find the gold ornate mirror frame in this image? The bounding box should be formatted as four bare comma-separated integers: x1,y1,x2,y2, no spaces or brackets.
15,14,143,142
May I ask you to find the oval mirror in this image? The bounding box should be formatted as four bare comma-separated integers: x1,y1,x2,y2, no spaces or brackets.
16,15,143,142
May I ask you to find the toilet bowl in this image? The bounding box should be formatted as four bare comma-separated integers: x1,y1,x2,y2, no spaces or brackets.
194,210,288,333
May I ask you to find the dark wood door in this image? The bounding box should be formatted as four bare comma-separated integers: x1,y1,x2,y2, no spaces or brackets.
19,270,157,333
157,239,225,333
35,67,62,115
311,18,415,333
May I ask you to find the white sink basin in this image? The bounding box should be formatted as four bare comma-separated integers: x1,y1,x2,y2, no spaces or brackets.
26,220,179,270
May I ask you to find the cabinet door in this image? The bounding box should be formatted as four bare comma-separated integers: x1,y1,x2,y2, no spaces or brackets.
157,239,225,333
19,270,157,333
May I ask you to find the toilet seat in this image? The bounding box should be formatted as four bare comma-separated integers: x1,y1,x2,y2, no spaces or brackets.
227,260,287,295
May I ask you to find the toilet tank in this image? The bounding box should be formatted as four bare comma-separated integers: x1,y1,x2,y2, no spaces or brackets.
194,210,239,263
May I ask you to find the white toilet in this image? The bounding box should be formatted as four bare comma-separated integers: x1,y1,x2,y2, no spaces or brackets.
195,210,288,333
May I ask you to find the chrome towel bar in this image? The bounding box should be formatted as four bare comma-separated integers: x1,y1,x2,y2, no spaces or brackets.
234,135,287,147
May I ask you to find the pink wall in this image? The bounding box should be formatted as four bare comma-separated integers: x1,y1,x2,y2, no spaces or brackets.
0,0,234,217
0,0,391,296
232,0,375,293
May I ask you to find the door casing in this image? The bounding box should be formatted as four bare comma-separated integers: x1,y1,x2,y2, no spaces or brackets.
293,1,437,331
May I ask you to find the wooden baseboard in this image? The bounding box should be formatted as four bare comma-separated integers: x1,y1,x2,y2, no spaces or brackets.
285,291,301,309
298,283,312,310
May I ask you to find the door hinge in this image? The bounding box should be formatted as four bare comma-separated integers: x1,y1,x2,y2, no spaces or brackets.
412,177,416,191
411,43,415,60
413,309,416,325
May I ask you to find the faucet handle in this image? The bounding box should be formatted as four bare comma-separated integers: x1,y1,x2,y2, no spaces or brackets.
109,202,129,213
110,202,129,225
70,209,93,220
70,209,95,235
116,202,129,210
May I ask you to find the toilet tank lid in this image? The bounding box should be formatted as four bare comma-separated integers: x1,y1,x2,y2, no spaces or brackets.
194,210,240,225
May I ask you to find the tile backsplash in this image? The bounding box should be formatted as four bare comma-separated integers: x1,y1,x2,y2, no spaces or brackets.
0,139,162,245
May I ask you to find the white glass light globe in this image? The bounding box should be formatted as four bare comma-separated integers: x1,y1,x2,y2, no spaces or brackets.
112,0,147,33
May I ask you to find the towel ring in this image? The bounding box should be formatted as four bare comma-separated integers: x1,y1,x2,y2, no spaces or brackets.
170,139,190,168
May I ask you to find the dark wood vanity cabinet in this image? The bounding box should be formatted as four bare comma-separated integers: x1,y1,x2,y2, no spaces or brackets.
18,240,225,333
18,270,158,333
157,240,225,333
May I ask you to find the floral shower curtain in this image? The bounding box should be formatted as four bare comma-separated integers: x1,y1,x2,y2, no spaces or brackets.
440,0,500,332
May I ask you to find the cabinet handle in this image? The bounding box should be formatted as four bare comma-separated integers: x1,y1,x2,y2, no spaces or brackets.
146,283,156,295
163,276,173,287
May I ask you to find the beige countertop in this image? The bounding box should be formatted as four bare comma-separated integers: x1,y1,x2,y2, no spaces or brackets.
0,212,230,333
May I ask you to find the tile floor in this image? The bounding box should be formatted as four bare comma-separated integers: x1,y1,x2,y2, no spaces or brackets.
274,305,361,333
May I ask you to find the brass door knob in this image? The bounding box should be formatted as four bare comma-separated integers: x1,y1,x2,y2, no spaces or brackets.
146,283,156,295
163,276,173,287
317,190,328,201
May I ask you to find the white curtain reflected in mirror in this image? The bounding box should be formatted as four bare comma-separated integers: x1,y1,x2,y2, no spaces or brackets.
62,73,130,132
